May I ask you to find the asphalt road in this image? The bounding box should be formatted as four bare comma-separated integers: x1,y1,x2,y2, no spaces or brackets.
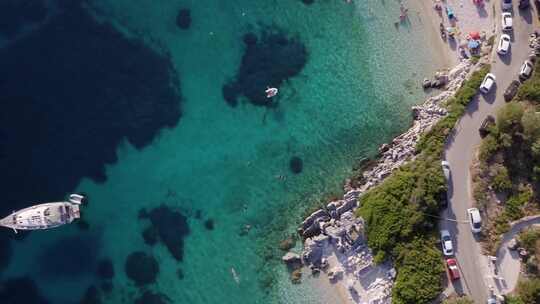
440,2,537,303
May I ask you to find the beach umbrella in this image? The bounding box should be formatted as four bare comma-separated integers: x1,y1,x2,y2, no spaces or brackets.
470,31,481,40
468,40,480,49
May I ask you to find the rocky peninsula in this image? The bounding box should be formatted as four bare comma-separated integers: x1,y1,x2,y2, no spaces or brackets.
284,59,474,303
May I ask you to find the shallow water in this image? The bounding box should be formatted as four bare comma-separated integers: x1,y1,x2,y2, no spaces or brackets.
0,0,450,303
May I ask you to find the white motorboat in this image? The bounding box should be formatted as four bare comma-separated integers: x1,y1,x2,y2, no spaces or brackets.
265,87,278,98
0,194,85,232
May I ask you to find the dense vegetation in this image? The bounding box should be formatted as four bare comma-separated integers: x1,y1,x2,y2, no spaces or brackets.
505,279,540,304
357,64,491,304
442,296,474,304
472,62,540,303
474,62,540,244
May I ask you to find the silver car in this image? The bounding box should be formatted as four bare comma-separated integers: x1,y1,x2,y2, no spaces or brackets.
441,160,451,181
519,60,533,81
440,230,454,256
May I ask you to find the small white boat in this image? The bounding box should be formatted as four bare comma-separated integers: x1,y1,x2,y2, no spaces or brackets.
265,87,278,98
0,194,85,233
231,267,240,284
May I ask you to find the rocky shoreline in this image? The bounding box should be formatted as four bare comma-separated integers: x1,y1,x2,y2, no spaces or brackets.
283,59,474,302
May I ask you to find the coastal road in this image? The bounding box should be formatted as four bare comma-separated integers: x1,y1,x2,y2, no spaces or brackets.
496,215,540,294
440,2,537,303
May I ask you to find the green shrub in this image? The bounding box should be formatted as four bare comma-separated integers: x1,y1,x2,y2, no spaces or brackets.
442,296,474,304
522,110,540,142
504,295,525,304
491,164,512,192
356,65,491,304
532,139,540,159
519,227,540,254
497,102,525,134
504,186,532,220
479,134,499,162
515,278,540,304
517,61,540,102
392,239,444,304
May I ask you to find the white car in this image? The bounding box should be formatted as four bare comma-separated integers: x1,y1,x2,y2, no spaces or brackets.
497,34,511,55
441,160,451,181
479,73,496,94
467,208,482,233
502,0,513,10
502,12,513,31
440,230,454,256
519,60,533,81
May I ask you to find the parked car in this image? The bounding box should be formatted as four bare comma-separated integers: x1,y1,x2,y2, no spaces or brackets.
503,80,520,101
497,34,511,55
467,208,482,233
441,230,454,256
519,60,534,81
439,190,448,208
502,12,513,31
446,258,460,280
502,0,513,10
519,0,530,9
479,115,495,137
441,160,451,181
480,73,496,94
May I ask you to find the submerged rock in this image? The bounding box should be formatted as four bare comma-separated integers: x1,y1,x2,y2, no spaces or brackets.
38,234,100,277
96,258,114,280
301,0,315,5
80,285,101,304
0,276,50,304
0,2,182,218
282,252,302,269
125,251,159,286
289,156,303,174
147,205,190,261
291,269,302,284
177,268,184,280
142,226,159,246
176,9,191,29
279,235,296,251
204,219,215,230
100,281,113,294
135,291,171,304
222,28,308,107
243,32,258,46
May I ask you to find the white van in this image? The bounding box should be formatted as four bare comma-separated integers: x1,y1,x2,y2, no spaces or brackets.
467,208,482,233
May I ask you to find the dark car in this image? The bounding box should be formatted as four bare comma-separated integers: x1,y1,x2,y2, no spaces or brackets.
439,190,448,208
504,80,520,102
479,115,495,137
519,0,530,9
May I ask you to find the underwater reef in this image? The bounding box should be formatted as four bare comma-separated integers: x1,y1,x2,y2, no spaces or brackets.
0,1,182,217
125,251,159,286
0,276,50,304
139,205,190,261
223,28,307,107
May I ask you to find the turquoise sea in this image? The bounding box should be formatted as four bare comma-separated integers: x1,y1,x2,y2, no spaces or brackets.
0,0,450,303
